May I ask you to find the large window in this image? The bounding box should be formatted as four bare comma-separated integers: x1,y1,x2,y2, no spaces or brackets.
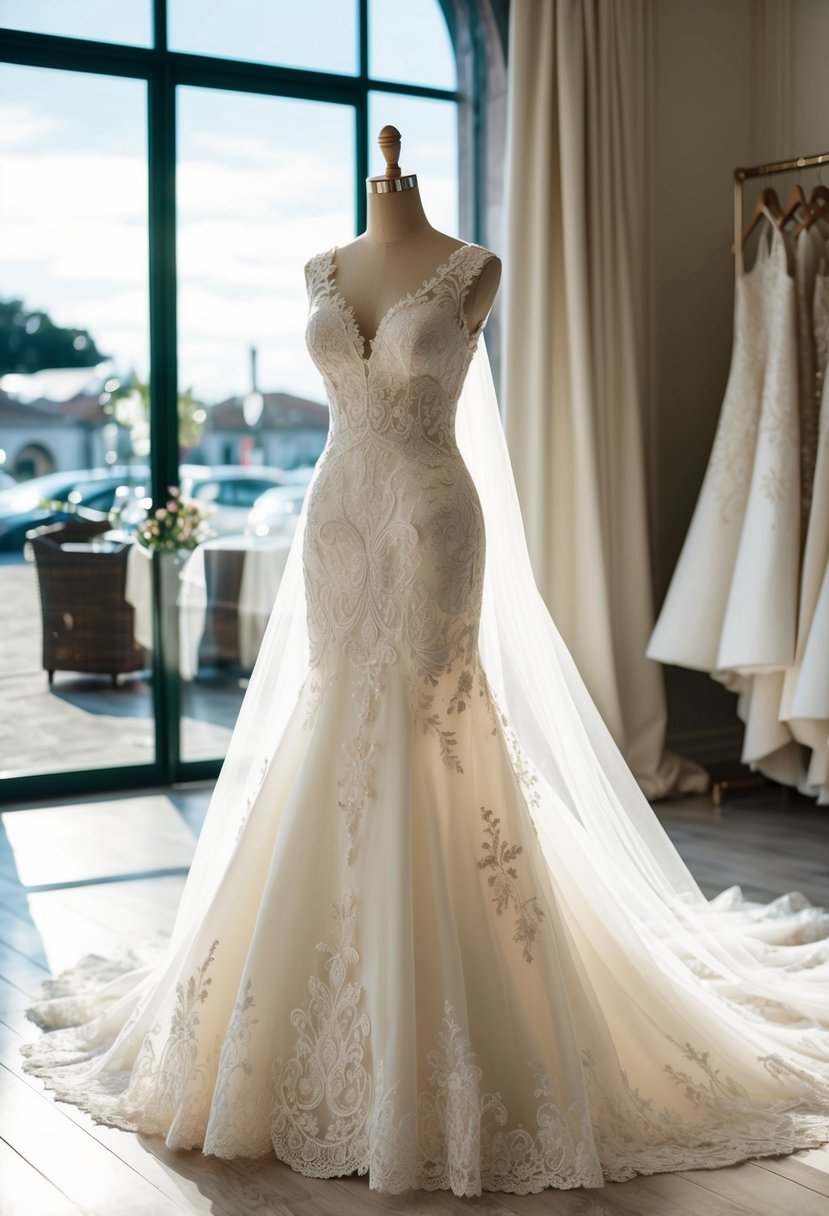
0,1,462,798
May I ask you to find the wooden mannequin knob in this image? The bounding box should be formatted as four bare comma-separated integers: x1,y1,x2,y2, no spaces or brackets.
378,125,402,180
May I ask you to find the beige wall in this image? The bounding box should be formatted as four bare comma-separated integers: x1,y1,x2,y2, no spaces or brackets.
647,0,829,764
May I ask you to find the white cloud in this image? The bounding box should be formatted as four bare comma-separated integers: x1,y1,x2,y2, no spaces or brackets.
0,136,448,403
0,102,61,150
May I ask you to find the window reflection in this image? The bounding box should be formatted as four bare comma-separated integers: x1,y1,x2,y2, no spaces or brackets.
175,87,354,762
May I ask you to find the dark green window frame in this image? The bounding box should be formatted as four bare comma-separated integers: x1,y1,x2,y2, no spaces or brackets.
0,0,473,803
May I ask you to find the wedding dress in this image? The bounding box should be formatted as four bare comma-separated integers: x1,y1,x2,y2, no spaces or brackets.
781,256,829,801
20,241,829,1197
648,210,829,797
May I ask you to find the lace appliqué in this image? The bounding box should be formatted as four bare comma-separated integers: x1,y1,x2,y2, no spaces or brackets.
302,246,495,865
582,1038,829,1182
478,805,544,962
369,1001,599,1196
337,660,382,862
708,230,798,525
205,978,274,1160
271,892,372,1178
119,939,221,1148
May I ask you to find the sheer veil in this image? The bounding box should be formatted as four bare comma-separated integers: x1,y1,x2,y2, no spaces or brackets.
169,335,693,955
172,336,829,966
26,335,829,1069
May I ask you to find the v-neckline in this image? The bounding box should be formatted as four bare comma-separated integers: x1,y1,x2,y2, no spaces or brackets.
325,242,471,366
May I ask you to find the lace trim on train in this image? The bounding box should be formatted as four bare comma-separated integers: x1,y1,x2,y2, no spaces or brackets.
19,914,829,1195
262,897,829,1195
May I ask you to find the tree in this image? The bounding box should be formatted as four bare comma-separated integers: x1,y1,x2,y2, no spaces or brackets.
107,370,206,456
0,298,108,375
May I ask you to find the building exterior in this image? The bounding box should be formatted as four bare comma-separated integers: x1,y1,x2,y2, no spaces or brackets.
0,381,329,481
189,392,329,471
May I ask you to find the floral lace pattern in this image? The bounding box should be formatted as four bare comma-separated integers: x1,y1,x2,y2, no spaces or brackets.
271,892,373,1177
204,977,273,1159
303,243,495,868
118,939,221,1148
369,1002,600,1196
708,227,798,525
478,805,545,962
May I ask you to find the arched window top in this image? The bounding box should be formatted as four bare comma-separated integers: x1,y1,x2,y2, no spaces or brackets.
370,0,456,91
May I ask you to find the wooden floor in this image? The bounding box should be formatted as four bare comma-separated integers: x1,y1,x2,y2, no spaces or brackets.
0,784,828,1215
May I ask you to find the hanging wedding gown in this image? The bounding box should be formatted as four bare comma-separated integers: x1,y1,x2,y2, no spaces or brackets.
20,242,829,1197
781,256,829,801
648,212,829,794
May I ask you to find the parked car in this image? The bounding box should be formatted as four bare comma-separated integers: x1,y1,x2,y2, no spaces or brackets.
0,466,150,551
181,466,295,537
246,482,310,539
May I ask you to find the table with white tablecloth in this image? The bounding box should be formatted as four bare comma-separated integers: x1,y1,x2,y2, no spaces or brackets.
124,542,154,652
125,535,292,680
178,534,291,679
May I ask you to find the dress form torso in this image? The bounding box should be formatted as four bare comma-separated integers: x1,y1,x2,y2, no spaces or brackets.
333,181,501,344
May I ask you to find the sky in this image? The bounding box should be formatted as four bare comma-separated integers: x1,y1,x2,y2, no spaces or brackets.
0,0,457,406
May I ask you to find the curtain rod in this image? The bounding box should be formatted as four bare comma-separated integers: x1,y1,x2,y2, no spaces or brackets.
733,149,829,277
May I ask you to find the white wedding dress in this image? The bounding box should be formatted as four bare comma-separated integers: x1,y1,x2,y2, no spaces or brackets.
648,213,829,797
20,241,829,1197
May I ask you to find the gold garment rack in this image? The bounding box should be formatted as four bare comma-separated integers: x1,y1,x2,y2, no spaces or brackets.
733,150,829,276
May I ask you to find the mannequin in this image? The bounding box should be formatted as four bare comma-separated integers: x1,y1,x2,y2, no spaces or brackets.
332,125,501,346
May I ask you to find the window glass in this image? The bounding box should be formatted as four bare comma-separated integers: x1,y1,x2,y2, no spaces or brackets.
176,86,353,764
369,0,456,90
0,1,151,47
168,0,358,75
0,63,154,780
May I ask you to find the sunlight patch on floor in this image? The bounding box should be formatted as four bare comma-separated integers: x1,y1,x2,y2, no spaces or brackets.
24,875,185,975
1,796,196,887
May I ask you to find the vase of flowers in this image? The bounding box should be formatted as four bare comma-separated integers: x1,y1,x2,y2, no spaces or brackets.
136,486,212,552
134,487,212,677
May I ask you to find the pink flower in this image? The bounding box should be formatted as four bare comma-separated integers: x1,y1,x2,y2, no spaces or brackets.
166,499,178,512
168,485,180,496
155,508,166,520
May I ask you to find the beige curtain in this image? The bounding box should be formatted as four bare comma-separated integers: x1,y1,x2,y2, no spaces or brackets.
502,0,704,798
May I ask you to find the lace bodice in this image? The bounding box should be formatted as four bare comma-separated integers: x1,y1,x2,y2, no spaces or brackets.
299,240,500,863
304,242,496,459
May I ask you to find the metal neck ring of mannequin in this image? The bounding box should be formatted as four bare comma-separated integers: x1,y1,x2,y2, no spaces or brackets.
367,173,418,194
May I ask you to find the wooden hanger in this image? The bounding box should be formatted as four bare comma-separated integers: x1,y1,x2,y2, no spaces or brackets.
811,181,829,209
780,182,811,228
739,186,782,249
793,185,829,235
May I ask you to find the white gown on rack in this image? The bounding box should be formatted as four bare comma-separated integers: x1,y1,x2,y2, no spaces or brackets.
20,241,829,1197
781,256,829,801
648,212,829,796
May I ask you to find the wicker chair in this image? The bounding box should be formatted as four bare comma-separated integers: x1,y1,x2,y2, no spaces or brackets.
28,519,147,686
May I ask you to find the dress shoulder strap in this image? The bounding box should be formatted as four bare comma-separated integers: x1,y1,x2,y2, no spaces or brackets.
445,243,499,337
427,242,498,318
449,242,499,298
304,248,335,303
